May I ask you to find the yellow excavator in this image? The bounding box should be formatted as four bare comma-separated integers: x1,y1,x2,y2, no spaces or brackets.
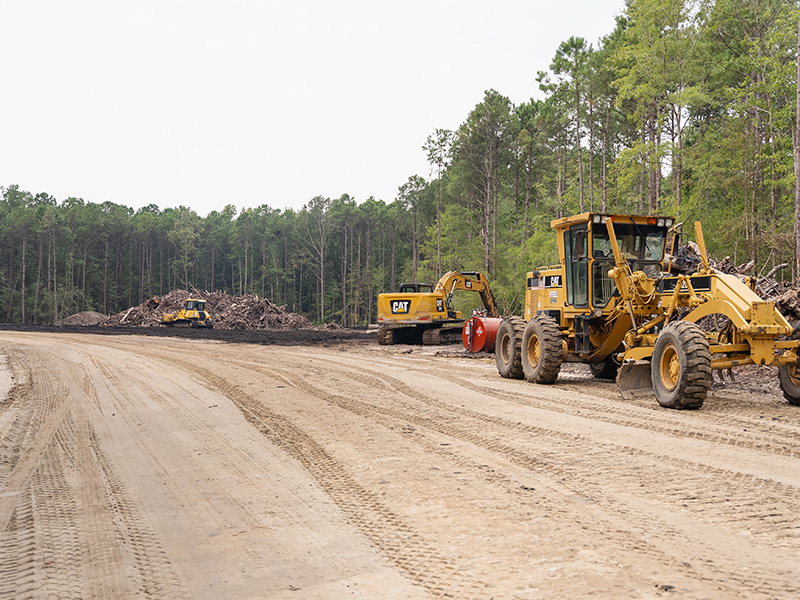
377,271,498,345
161,298,214,328
494,212,800,409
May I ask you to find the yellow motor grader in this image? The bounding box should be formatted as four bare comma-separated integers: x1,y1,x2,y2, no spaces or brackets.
161,298,214,328
494,212,800,409
377,270,498,345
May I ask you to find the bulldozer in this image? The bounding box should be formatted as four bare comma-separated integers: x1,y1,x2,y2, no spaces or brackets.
377,271,498,345
494,212,800,409
161,298,214,328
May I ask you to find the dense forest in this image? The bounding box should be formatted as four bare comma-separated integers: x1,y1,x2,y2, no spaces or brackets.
2,0,799,326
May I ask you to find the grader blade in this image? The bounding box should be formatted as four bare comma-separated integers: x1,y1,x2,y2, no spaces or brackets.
617,361,654,399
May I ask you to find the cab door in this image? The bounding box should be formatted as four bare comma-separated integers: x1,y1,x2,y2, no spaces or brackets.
565,224,589,309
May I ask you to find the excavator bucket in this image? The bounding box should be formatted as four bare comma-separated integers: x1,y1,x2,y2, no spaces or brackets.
616,361,654,399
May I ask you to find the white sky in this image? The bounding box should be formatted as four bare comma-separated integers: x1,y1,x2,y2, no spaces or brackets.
1,1,625,216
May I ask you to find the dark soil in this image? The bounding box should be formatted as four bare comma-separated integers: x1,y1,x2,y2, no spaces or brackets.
0,323,376,346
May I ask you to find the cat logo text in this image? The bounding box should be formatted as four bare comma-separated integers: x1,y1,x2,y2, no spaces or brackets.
391,300,411,314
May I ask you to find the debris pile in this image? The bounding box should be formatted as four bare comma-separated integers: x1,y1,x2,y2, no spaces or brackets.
101,289,312,330
671,242,799,322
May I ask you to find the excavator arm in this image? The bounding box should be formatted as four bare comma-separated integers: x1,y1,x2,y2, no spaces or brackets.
433,271,499,318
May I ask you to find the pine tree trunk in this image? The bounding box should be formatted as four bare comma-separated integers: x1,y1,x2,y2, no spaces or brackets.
52,230,58,322
21,238,26,324
34,240,42,323
602,103,610,212
794,9,800,278
588,93,594,211
576,80,584,213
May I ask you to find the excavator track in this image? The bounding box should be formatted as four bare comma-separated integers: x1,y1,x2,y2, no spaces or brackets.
377,328,396,346
422,327,462,346
422,328,441,345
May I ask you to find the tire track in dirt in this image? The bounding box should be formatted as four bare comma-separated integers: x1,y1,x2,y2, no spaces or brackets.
369,353,800,460
0,343,187,600
319,353,800,525
241,350,800,598
14,334,798,598
142,349,488,600
310,350,800,477
205,354,740,595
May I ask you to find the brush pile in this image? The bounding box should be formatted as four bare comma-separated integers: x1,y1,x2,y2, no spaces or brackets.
672,242,800,322
101,289,312,330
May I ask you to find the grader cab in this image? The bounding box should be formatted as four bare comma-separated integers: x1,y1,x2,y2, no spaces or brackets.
495,213,800,409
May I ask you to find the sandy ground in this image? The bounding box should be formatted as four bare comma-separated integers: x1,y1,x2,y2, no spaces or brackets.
0,330,798,599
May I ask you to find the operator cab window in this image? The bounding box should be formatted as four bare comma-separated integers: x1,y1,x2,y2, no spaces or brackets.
567,225,589,308
591,221,668,307
398,283,433,293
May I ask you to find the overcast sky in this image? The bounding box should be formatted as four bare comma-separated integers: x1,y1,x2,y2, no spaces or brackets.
1,1,625,216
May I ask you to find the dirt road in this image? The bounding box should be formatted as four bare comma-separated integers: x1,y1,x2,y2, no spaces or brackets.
0,331,798,599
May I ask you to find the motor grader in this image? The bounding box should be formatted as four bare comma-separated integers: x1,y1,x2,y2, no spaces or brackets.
494,212,800,409
161,298,214,328
377,270,498,345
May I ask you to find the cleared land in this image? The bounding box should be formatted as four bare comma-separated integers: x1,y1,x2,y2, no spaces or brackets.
0,330,798,599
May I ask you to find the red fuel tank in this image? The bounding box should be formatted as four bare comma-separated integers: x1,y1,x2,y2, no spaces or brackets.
462,316,502,353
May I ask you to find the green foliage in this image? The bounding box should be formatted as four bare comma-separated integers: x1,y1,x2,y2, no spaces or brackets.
1,0,798,325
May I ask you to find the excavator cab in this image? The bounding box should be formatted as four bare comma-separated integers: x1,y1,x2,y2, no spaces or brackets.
398,283,433,293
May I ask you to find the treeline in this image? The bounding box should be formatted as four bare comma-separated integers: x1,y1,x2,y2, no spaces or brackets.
1,0,799,326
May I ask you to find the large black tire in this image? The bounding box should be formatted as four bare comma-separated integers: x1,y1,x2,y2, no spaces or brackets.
590,356,620,380
777,322,800,406
495,317,525,379
778,363,800,406
521,315,563,384
651,321,712,409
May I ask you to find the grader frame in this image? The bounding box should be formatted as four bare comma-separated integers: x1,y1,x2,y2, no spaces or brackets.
495,213,800,409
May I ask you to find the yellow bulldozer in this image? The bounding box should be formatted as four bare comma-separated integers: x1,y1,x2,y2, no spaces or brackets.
161,298,214,328
494,212,800,409
377,270,498,345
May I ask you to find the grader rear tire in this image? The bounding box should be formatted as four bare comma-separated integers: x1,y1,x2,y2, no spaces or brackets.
651,321,712,409
777,363,800,406
521,315,563,384
495,317,525,379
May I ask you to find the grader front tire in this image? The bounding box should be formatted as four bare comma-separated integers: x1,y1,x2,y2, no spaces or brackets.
777,363,800,406
521,315,563,384
651,321,712,409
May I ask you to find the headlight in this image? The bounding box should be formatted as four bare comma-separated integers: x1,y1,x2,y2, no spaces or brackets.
657,218,665,227
665,218,673,227
593,215,601,223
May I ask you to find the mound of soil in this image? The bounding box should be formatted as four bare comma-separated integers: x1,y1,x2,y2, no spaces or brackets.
55,311,108,326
